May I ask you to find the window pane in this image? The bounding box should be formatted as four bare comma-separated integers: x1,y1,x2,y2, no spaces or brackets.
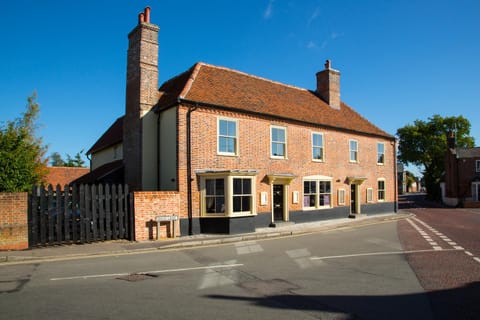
272,142,285,156
233,196,241,212
206,179,215,195
219,120,228,135
216,196,225,212
243,179,251,194
215,179,224,195
241,196,251,211
233,178,242,194
227,121,236,136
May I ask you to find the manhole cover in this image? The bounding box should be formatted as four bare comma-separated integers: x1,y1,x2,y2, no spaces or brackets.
116,273,158,282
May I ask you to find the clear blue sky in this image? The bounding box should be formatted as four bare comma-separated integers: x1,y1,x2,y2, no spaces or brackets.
1,1,479,176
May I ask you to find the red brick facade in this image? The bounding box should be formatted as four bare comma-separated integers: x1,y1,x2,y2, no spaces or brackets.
133,191,181,240
0,192,29,250
175,105,396,222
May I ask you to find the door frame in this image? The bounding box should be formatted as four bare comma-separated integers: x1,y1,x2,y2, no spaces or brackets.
265,174,296,227
272,184,287,222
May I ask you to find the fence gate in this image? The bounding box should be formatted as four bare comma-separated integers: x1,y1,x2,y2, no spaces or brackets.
28,184,133,247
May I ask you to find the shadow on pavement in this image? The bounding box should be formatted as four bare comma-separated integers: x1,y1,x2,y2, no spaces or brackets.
206,281,480,320
398,193,445,210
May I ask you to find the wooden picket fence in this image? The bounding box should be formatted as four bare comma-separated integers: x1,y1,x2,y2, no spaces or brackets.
28,184,133,247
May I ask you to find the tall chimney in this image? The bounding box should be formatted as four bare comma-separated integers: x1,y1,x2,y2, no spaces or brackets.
447,131,456,149
124,7,160,190
316,60,341,109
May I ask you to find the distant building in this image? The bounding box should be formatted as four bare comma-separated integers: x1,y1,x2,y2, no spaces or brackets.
43,166,89,186
442,132,480,207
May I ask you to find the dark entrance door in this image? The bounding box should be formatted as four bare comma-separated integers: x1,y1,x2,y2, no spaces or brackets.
350,184,357,214
273,184,284,221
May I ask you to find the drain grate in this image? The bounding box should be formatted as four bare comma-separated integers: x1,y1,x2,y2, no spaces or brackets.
116,273,159,282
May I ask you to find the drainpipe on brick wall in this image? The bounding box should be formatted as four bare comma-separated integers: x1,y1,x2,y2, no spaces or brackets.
186,104,197,235
393,139,398,213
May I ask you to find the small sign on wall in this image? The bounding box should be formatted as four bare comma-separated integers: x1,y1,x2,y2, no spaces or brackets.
260,192,268,206
292,191,299,204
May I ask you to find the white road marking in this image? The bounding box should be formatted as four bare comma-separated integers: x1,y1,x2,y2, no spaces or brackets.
50,263,244,281
310,248,462,261
474,257,480,264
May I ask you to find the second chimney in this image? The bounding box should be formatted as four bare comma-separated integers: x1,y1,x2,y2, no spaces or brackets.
316,60,341,109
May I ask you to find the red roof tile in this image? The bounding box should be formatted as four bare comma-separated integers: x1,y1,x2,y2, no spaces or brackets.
158,62,393,139
44,166,90,186
87,116,124,155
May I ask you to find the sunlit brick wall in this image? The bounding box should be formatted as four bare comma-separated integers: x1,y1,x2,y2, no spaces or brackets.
0,192,29,250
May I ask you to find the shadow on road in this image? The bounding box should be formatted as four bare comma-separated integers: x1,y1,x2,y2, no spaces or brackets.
398,192,445,210
206,281,480,320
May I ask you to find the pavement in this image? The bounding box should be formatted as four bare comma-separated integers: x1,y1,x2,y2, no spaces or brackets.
0,212,412,265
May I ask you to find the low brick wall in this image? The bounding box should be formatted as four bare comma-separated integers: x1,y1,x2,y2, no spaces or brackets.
133,191,181,240
464,201,480,208
0,192,29,251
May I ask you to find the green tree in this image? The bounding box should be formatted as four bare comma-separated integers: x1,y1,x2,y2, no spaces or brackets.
0,93,47,192
396,114,474,200
50,150,86,167
50,152,66,166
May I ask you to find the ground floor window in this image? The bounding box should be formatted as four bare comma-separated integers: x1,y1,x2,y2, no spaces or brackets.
378,179,386,201
472,182,480,202
303,178,332,209
205,178,225,213
199,172,257,217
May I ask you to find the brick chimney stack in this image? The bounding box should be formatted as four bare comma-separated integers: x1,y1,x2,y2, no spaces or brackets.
124,6,160,190
316,60,341,109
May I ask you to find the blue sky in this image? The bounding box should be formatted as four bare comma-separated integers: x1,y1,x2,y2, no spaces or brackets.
1,1,479,176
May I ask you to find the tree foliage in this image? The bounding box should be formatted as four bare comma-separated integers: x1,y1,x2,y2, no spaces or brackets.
50,150,86,167
396,114,475,200
0,93,47,192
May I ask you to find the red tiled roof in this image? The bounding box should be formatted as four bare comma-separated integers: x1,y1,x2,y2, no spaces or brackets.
87,116,124,155
158,62,393,139
44,166,90,186
72,160,123,185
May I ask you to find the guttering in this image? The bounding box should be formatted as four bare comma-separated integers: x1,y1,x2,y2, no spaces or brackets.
186,103,198,235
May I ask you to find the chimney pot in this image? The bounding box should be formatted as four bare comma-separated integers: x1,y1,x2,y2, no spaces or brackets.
144,7,151,23
325,59,331,69
138,12,145,24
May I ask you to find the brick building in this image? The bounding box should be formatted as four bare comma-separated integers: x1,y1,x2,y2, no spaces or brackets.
88,7,397,236
443,132,480,207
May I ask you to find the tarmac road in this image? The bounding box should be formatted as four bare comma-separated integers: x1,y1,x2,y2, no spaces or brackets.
398,193,480,319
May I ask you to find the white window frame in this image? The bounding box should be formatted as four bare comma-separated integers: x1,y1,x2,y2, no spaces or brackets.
312,132,324,162
472,182,480,202
217,117,238,156
338,189,346,205
377,142,385,165
476,160,480,173
271,126,287,159
349,139,358,163
377,179,386,202
200,174,257,217
303,176,333,210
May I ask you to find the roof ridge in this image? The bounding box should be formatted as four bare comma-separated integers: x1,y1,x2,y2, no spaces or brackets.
191,62,311,94
179,62,203,99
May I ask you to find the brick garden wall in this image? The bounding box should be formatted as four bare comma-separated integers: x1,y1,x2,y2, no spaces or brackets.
133,191,181,240
0,192,29,250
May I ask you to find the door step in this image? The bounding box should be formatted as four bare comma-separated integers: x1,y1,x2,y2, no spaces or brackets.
269,221,295,228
